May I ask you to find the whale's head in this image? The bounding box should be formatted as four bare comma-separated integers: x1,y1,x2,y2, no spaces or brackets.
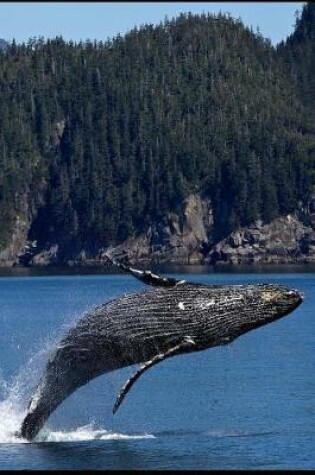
258,285,303,321
191,283,303,347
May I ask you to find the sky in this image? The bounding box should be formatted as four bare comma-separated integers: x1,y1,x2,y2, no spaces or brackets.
0,2,305,47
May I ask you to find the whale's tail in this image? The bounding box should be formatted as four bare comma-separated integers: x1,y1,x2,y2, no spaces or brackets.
20,400,51,441
19,343,94,441
19,368,72,441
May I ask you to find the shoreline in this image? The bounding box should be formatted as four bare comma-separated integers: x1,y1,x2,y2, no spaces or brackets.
1,262,315,277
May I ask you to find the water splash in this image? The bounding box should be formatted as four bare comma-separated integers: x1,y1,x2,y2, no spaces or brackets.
0,386,154,444
0,394,26,443
37,423,155,443
0,365,154,444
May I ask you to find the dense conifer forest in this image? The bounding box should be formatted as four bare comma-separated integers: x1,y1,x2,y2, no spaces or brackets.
0,3,314,261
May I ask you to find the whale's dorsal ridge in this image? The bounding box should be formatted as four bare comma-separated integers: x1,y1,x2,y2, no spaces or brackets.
105,252,186,288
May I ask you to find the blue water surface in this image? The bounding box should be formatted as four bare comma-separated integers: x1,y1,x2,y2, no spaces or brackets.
0,268,313,470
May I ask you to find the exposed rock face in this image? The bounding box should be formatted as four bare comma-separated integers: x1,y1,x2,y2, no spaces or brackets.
103,192,315,266
103,194,213,265
30,245,59,266
0,184,43,266
4,191,315,267
207,214,312,265
0,216,30,266
208,191,315,265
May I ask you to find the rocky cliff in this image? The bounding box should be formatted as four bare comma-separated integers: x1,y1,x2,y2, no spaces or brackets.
103,193,315,266
8,192,315,268
0,216,30,266
206,213,313,265
103,194,213,266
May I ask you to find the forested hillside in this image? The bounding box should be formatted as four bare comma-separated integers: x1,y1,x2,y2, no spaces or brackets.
0,3,314,265
278,3,315,120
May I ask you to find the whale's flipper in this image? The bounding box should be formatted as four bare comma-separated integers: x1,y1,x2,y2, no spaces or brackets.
112,336,195,414
105,252,186,288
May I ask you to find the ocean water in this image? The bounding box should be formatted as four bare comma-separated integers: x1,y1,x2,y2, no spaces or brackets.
0,268,313,470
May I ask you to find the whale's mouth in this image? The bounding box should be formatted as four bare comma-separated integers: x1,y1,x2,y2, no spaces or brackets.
248,286,303,330
273,287,304,317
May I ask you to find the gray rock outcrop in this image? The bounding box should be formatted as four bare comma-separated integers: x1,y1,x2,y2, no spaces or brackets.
3,191,315,267
207,214,312,265
102,192,315,266
103,194,213,265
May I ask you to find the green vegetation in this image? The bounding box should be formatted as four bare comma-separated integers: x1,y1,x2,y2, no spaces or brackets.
278,3,315,120
0,3,314,255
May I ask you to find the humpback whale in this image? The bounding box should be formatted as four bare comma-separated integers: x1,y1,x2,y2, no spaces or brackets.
20,255,303,440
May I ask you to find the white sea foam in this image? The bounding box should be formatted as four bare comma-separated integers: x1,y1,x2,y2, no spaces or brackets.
0,397,25,443
37,424,155,443
0,374,155,444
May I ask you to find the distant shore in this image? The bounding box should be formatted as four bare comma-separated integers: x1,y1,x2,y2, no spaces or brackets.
1,262,315,278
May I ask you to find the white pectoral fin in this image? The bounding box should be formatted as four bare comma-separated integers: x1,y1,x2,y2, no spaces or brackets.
112,337,195,414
